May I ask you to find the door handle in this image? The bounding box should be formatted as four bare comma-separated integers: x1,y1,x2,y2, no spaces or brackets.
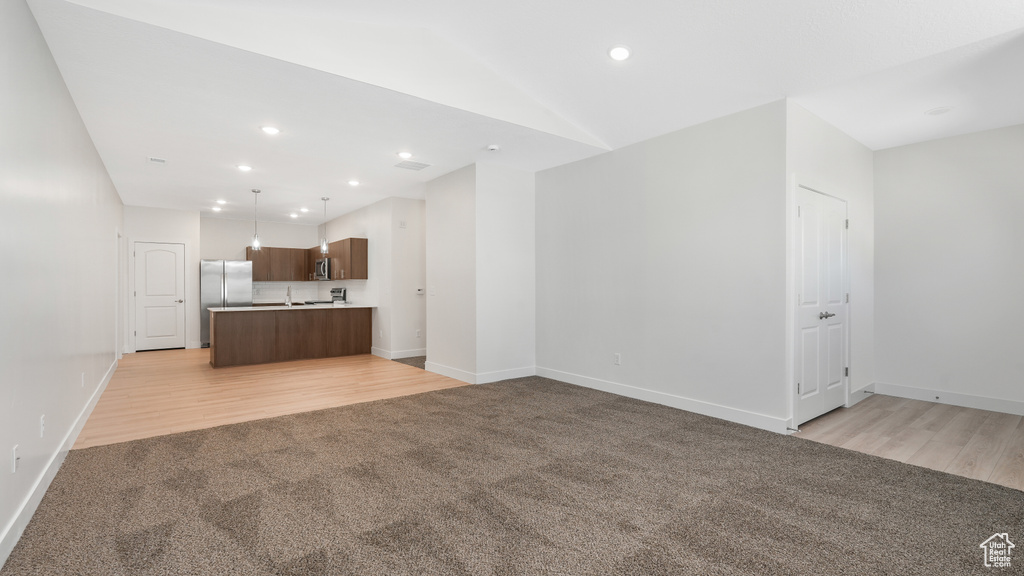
175,299,184,303
819,311,835,320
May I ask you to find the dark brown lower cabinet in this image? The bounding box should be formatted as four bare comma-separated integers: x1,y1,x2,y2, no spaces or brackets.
209,308,372,367
275,309,329,361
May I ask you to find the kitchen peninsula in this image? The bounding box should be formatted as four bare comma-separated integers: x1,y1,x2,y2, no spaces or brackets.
208,305,372,367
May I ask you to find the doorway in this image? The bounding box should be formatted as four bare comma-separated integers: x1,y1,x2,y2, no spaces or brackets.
794,186,849,425
134,241,186,350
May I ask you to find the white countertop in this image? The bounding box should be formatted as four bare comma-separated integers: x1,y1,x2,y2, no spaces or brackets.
208,304,375,312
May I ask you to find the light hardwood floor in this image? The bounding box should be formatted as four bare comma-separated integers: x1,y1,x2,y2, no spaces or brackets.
795,393,1024,491
78,352,1024,492
74,349,468,449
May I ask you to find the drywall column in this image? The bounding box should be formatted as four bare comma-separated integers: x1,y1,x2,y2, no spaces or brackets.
425,165,478,381
0,0,124,565
424,163,537,383
475,163,536,382
874,125,1024,413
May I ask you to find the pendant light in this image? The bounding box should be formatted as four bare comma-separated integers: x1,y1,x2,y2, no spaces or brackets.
251,189,261,251
320,196,330,254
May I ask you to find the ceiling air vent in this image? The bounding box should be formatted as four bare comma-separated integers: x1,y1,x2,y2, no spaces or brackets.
147,157,166,163
394,160,431,171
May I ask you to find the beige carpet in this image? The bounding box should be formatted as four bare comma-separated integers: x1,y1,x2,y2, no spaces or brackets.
2,377,1021,575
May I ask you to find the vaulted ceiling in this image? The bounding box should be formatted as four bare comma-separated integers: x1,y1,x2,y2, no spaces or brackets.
27,0,1024,222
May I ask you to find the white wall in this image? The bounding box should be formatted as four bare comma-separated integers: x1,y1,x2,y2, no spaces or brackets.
475,163,536,381
0,0,123,565
322,196,427,358
536,102,789,431
200,216,320,304
786,102,876,407
389,198,428,358
325,198,390,352
124,206,201,350
425,165,478,380
200,216,318,260
875,124,1024,413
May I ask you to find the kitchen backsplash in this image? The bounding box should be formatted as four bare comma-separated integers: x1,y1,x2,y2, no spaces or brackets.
252,280,377,306
252,282,319,304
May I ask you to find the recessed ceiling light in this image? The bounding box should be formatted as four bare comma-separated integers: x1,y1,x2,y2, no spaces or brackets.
609,45,631,61
216,199,227,205
261,126,280,135
397,152,413,160
348,180,360,186
212,206,222,212
300,207,309,213
487,144,501,152
925,106,953,116
237,165,252,172
289,213,298,218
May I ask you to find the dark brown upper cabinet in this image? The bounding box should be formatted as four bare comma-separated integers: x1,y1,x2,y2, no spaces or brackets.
328,238,368,280
246,246,271,281
245,246,311,282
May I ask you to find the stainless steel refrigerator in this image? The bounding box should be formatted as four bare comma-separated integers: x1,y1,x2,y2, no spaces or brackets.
200,260,253,347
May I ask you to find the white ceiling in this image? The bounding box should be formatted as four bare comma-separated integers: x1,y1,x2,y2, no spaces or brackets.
27,0,1024,223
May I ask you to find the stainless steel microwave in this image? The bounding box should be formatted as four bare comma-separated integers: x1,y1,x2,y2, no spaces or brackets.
314,258,330,280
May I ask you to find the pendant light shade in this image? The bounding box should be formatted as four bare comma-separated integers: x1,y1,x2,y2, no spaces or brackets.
320,197,330,254
251,189,261,251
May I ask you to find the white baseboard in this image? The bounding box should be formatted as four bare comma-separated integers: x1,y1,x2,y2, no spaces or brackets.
848,383,875,408
0,359,117,568
874,381,1024,416
425,361,477,384
372,348,427,360
476,366,536,384
419,362,535,385
536,367,790,434
391,348,426,360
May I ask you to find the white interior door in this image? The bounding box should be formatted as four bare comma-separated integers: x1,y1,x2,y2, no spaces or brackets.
135,242,186,350
795,187,848,425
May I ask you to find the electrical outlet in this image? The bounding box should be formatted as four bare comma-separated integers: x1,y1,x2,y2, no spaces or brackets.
399,220,407,229
40,415,45,439
12,445,19,473
416,329,421,339
613,353,621,366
